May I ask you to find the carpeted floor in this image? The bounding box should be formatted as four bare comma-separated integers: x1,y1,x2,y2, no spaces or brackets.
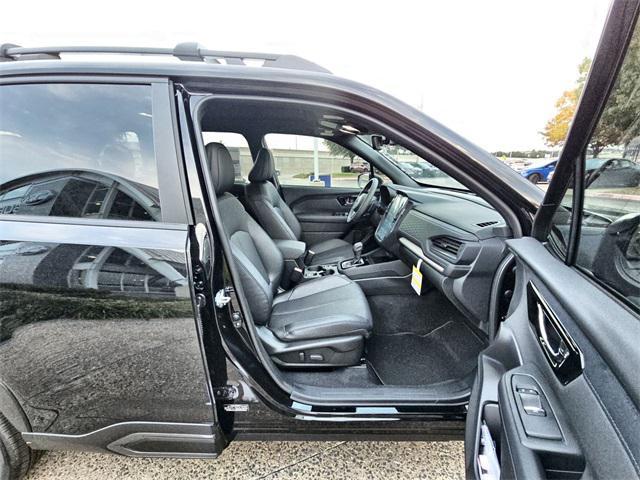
365,291,487,385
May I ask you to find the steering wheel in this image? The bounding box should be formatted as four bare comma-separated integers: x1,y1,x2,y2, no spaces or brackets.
347,177,379,223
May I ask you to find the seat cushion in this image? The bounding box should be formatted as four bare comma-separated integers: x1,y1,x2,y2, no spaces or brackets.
308,238,354,265
269,275,372,342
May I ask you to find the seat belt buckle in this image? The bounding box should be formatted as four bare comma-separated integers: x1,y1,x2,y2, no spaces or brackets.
290,266,304,284
304,249,315,265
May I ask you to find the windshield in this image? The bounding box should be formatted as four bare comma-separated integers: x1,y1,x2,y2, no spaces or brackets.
365,139,467,190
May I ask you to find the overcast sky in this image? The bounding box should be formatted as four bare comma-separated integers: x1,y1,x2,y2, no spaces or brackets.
3,0,611,151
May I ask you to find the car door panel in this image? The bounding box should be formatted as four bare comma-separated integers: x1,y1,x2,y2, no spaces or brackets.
466,238,640,479
0,219,217,442
280,185,360,243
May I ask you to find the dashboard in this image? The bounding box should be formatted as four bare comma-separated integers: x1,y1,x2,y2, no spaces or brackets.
374,184,512,326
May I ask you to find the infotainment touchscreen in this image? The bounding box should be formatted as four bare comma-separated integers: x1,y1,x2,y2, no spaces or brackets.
375,194,408,243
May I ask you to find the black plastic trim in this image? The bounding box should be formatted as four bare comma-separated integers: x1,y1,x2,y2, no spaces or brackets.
22,422,222,458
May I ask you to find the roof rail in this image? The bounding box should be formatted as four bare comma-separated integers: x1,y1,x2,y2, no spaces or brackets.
0,42,331,74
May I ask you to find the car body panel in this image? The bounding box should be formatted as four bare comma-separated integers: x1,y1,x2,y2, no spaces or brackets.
0,219,214,436
519,160,557,182
586,157,640,187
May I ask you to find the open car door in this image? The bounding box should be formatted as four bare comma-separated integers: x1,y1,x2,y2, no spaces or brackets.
465,1,640,478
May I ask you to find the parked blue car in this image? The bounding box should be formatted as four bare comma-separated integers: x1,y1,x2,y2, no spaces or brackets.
519,159,557,183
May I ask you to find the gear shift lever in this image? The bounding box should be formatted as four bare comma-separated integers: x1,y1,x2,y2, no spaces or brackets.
353,242,363,265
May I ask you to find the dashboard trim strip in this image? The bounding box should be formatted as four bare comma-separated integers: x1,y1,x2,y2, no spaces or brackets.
398,237,445,273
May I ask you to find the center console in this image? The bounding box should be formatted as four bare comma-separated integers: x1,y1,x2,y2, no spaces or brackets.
274,205,413,294
303,263,338,279
300,249,412,295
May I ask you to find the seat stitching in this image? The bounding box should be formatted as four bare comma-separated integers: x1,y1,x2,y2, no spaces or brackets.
281,316,370,339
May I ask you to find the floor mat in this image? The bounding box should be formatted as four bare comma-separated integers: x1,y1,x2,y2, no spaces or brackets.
367,292,463,335
366,320,486,386
281,365,381,388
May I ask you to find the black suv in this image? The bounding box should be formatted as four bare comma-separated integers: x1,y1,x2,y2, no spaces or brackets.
1,2,639,479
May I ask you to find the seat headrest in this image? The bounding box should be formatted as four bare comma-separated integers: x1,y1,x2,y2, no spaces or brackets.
206,142,235,195
248,148,276,182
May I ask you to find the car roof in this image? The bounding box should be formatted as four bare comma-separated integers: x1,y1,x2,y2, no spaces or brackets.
0,47,545,210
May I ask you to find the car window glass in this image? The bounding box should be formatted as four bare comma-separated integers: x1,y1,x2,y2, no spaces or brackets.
264,134,368,188
551,23,640,310
201,132,252,182
374,143,467,190
0,83,159,221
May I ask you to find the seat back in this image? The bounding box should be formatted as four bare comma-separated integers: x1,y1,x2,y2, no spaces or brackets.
246,148,302,241
207,142,284,325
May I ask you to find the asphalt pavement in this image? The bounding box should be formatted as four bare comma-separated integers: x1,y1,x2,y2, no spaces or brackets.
25,441,465,480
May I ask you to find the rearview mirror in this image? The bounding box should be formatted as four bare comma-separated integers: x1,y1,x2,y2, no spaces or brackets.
371,134,387,151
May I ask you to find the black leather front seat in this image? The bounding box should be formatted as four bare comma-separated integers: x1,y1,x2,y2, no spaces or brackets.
207,143,372,368
245,148,355,265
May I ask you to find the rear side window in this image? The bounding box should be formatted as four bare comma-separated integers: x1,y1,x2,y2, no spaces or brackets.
0,83,160,221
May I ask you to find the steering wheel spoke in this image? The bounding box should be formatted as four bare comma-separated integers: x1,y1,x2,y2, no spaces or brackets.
347,177,379,224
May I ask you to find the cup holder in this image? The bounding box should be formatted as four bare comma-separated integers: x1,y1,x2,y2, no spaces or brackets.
303,264,338,279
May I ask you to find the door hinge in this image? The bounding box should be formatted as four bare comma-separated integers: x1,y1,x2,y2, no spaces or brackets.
214,287,232,308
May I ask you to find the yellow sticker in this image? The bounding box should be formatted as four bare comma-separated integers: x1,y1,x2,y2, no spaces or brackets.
411,259,423,295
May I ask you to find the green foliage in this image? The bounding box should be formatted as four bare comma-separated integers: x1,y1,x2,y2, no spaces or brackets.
324,140,356,163
591,29,640,155
542,26,640,156
541,58,591,148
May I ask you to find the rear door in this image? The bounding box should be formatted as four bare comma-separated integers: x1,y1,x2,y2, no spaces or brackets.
465,2,640,478
0,79,225,457
264,134,368,244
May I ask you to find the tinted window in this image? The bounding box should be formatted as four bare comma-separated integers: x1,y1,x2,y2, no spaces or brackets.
0,83,159,220
550,23,640,310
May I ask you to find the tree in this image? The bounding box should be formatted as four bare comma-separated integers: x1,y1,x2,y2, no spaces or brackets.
324,140,356,164
592,27,640,154
541,58,591,149
542,25,640,157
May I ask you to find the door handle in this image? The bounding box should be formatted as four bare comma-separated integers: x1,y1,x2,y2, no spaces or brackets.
337,195,357,206
536,303,570,367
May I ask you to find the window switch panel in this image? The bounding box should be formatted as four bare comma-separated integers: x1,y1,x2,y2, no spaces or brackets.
519,392,546,416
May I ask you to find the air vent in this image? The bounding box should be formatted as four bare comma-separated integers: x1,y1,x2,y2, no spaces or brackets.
432,237,463,256
476,221,498,228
